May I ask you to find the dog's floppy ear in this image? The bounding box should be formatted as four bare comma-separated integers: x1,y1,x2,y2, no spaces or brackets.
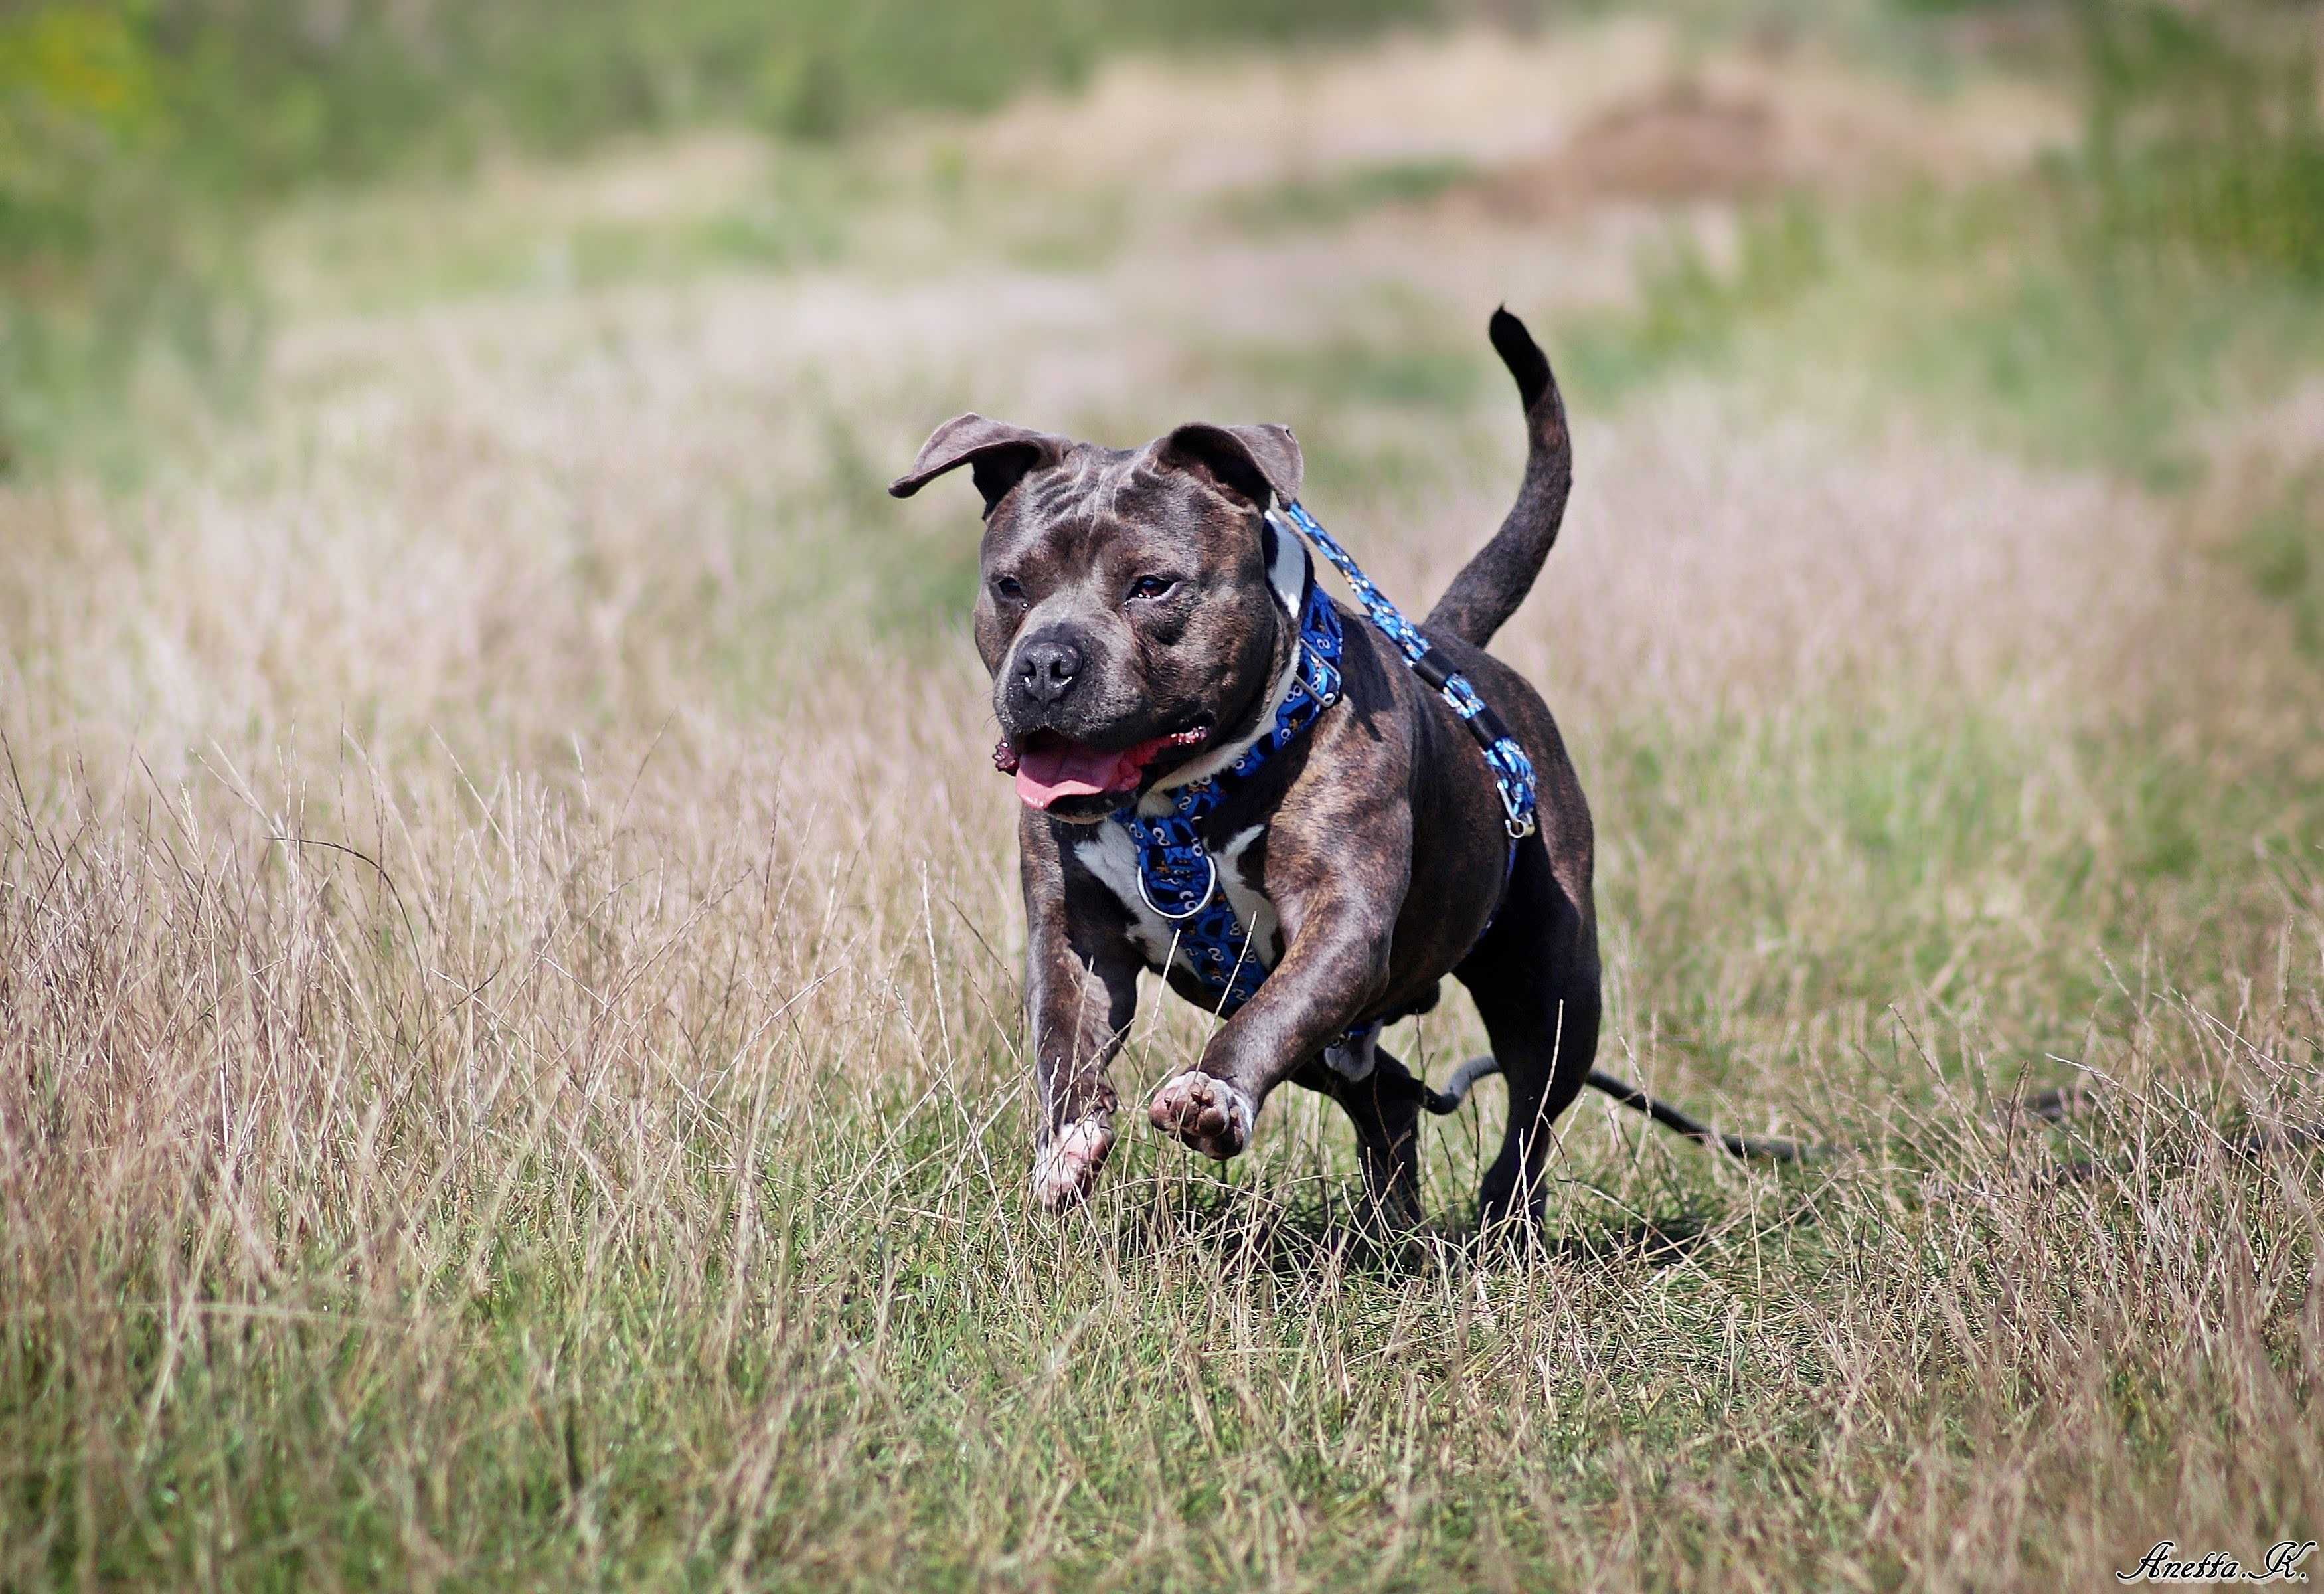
889,414,1071,515
1155,422,1304,510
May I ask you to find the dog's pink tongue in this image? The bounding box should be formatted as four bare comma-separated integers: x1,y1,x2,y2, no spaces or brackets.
1014,737,1163,810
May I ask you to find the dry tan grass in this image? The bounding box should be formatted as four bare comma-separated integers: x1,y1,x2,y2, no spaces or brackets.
3,24,2321,1591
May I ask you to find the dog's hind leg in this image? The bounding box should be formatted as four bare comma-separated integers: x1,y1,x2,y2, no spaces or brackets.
1295,1047,1432,1230
1457,851,1602,1235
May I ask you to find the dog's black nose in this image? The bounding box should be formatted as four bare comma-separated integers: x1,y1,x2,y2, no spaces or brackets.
1015,635,1084,706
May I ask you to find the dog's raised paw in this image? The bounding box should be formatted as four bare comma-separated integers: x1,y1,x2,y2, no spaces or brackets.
1031,1118,1115,1209
1148,1072,1254,1160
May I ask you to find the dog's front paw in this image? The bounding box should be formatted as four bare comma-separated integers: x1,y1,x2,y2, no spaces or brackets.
1148,1072,1255,1161
1031,1118,1115,1209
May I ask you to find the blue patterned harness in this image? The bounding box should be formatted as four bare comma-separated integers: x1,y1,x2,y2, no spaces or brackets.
1110,499,1538,1037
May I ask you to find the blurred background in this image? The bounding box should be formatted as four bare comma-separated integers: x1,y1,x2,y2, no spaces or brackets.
5,0,2321,493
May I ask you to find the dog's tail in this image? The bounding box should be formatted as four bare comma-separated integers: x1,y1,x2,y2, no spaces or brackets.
1422,308,1574,649
1423,1058,1822,1163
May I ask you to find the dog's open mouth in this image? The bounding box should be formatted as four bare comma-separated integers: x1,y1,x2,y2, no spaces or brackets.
996,722,1211,811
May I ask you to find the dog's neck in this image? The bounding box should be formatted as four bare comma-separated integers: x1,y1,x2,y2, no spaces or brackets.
1139,522,1311,810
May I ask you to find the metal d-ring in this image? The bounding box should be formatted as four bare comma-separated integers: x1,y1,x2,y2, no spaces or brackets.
1137,851,1218,923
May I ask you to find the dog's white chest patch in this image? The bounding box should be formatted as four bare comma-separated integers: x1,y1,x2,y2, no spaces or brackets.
1074,823,1282,982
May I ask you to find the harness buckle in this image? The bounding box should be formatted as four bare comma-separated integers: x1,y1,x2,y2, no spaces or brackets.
1136,850,1218,923
1300,646,1342,707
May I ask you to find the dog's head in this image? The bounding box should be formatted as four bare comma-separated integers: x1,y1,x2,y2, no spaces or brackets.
890,415,1306,823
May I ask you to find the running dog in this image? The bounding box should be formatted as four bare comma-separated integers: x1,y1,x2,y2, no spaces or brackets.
890,309,1598,1228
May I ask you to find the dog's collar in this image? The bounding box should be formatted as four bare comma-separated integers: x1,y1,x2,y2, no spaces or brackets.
1116,547,1343,837
1263,504,1310,618
1143,521,1316,800
1110,543,1343,1007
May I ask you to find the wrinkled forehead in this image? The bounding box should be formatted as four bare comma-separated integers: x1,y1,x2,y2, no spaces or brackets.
983,444,1256,569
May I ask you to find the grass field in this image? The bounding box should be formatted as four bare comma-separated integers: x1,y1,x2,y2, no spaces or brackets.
3,10,2322,1589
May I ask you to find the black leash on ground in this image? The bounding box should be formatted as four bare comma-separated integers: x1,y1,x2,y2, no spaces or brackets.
1422,1056,1825,1162
1425,1059,2321,1172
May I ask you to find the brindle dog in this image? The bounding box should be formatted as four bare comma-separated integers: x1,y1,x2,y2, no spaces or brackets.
890,309,1594,1230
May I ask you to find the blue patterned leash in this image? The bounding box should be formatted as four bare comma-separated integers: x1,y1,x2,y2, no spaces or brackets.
1274,500,1538,842
1112,503,1538,1033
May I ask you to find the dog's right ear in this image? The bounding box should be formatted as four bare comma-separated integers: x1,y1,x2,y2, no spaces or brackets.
889,414,1070,515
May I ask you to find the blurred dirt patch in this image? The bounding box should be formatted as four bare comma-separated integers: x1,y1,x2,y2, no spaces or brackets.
959,21,2066,209
1438,57,2070,222
1473,80,1793,213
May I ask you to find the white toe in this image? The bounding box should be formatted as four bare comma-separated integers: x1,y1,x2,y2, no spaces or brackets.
1031,1118,1113,1208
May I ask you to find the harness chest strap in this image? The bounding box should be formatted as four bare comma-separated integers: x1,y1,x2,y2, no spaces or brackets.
1112,499,1539,1051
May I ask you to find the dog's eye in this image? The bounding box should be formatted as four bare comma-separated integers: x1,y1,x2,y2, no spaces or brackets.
1127,575,1179,602
991,575,1025,603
